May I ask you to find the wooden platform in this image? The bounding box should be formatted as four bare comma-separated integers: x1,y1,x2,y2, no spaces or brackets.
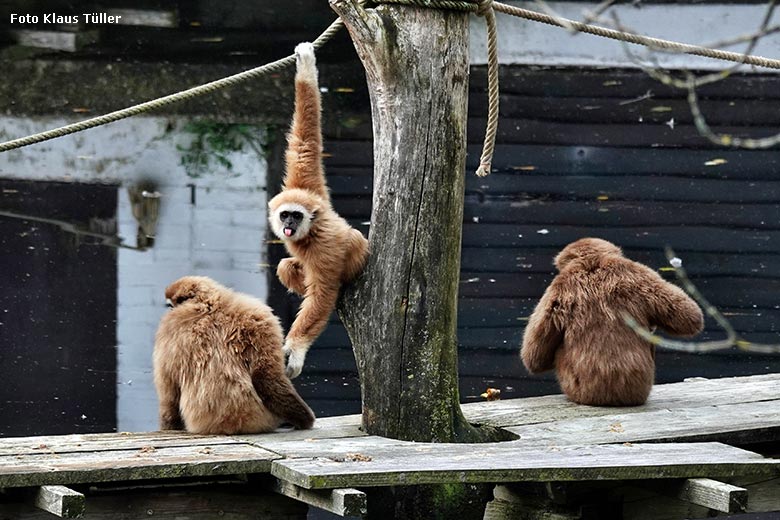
1,374,779,518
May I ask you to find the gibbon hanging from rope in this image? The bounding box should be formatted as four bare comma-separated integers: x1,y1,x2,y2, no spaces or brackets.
268,42,369,379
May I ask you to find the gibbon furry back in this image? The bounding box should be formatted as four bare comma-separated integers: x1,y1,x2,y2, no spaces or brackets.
521,238,704,406
153,276,315,434
267,42,369,379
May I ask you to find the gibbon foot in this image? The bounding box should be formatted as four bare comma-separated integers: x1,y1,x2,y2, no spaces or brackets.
283,338,310,379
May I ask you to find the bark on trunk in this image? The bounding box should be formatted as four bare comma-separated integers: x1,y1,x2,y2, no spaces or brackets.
332,0,507,445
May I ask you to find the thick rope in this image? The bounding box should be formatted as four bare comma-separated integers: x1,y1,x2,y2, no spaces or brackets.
379,0,499,175
0,19,343,153
3,0,780,154
476,0,499,177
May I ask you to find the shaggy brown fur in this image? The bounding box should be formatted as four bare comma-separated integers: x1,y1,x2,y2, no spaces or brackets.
268,42,369,378
521,238,704,406
153,276,315,434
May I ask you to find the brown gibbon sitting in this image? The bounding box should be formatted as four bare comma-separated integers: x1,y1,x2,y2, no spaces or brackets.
153,276,315,434
521,238,704,406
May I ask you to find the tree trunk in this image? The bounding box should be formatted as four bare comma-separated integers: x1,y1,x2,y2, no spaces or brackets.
332,0,508,444
332,2,512,516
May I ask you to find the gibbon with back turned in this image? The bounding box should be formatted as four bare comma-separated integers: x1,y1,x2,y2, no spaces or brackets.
153,276,315,434
268,42,369,378
521,238,704,406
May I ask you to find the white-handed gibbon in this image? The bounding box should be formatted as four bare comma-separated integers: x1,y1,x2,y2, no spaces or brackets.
268,42,369,379
153,276,315,434
521,238,704,406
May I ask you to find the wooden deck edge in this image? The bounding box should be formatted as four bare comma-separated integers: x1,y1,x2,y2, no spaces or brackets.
269,442,780,490
0,443,279,489
270,478,366,517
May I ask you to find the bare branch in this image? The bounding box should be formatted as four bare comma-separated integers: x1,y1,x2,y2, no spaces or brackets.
623,248,780,354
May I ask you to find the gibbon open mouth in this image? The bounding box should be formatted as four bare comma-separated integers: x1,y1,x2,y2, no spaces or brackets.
284,227,294,237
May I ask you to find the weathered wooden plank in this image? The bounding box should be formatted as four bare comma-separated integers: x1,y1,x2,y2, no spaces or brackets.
0,444,278,488
468,117,779,149
271,442,778,489
665,478,747,514
336,195,780,228
461,224,780,253
505,400,780,447
30,486,85,518
105,9,179,28
0,431,239,457
237,414,364,447
461,374,780,427
463,200,780,229
468,94,780,125
9,29,99,52
462,144,780,179
251,435,407,460
468,67,780,100
270,479,366,517
462,174,780,203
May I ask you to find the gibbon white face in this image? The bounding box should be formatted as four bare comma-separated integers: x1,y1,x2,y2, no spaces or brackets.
271,202,314,242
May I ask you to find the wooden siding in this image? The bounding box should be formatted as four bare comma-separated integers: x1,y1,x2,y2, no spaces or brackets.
267,66,780,417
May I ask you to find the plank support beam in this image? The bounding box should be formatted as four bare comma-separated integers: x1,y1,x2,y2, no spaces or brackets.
657,478,748,514
270,479,366,517
30,485,85,518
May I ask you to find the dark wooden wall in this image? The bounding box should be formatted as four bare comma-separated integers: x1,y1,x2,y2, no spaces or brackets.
269,65,780,417
0,180,118,436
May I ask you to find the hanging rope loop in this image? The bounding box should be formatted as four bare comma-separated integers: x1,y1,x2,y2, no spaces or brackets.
475,0,499,176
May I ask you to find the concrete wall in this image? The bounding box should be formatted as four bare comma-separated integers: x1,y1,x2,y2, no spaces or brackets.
0,116,269,432
470,2,780,71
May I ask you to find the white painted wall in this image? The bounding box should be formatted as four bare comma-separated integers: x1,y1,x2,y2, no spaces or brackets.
470,2,780,71
0,116,270,432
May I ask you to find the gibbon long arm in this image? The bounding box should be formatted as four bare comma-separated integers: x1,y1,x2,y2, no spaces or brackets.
521,288,564,373
287,282,340,349
283,48,329,201
641,267,705,336
155,370,184,430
